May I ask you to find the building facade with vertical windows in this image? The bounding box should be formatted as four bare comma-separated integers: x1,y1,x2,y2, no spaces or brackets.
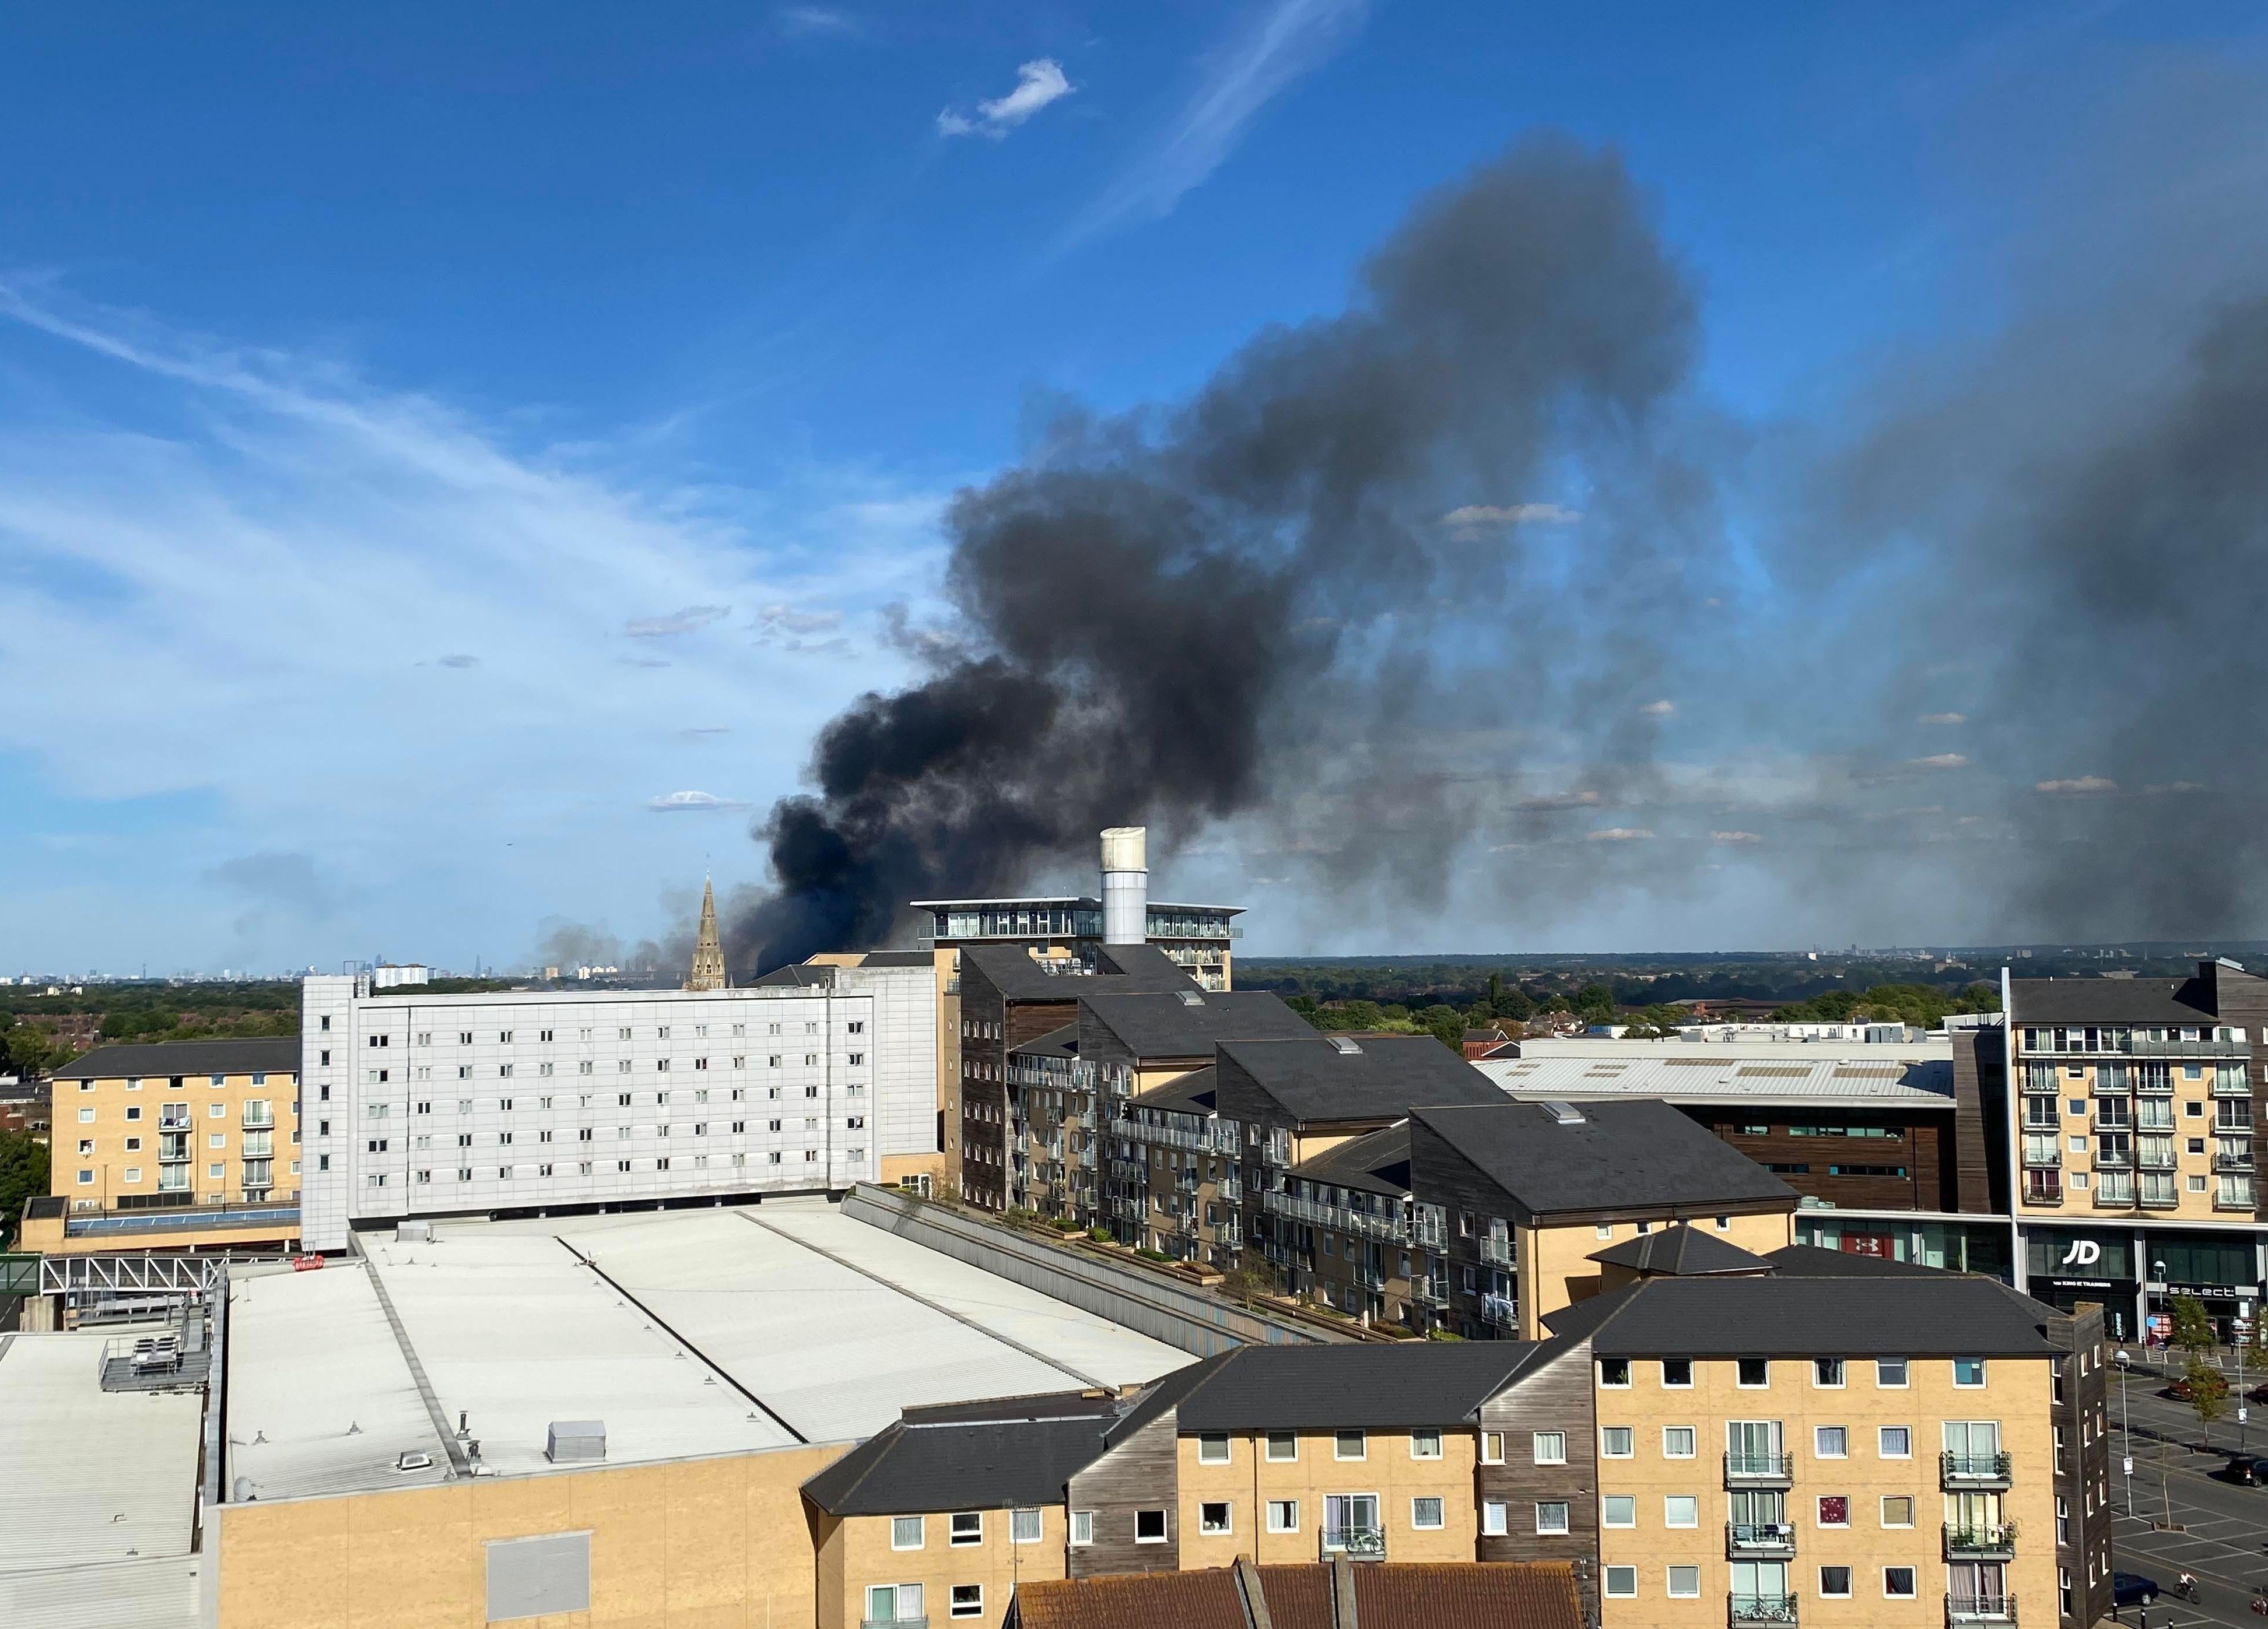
43,1037,303,1252
298,962,935,1251
2001,960,2268,1342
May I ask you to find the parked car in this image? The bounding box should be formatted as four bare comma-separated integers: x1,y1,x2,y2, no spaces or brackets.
2113,1572,2161,1607
2228,1456,2268,1487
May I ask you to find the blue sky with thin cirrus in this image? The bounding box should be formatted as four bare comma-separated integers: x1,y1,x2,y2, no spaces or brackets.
2,2,2265,971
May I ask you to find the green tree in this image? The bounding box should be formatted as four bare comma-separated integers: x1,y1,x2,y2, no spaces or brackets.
2169,1294,2218,1357
1418,1004,1465,1053
1571,984,1615,1022
2167,1294,2231,1444
0,1128,50,1248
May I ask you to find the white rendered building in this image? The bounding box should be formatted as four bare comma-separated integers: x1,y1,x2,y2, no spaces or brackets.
299,963,936,1251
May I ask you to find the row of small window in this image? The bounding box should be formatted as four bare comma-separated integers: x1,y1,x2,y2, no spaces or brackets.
364,1021,859,1044
2020,1025,2243,1051
79,1133,278,1153
1196,1428,1446,1463
864,1584,979,1624
358,1056,860,1081
1179,1497,1456,1538
354,1118,858,1146
78,1102,279,1124
1599,1423,1989,1461
1601,1565,1926,1602
82,1073,289,1090
350,1150,861,1183
1603,1494,1925,1529
1599,1356,1983,1388
360,1086,853,1117
77,1163,292,1184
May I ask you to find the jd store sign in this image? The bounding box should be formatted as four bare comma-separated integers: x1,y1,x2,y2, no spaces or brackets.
2030,1230,2136,1290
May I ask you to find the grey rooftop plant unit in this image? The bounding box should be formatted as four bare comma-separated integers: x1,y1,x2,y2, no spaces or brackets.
545,1420,606,1463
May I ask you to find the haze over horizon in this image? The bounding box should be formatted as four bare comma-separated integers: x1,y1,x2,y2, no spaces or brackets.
5,3,2267,974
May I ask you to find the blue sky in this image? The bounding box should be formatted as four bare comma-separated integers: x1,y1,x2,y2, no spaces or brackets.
3,2,2263,973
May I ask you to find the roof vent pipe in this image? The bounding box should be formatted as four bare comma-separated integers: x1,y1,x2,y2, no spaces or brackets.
1100,827,1148,946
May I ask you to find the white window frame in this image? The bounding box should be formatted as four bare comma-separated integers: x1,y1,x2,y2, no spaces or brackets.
1878,1426,1911,1459
1532,1430,1567,1465
1814,1425,1848,1459
1480,1500,1507,1536
1266,1500,1299,1534
1667,1565,1701,1599
948,1583,983,1620
1411,1496,1446,1531
890,1515,924,1551
1334,1430,1366,1461
1953,1357,1987,1388
1011,1508,1043,1545
1604,1566,1638,1599
1663,1495,1698,1529
1661,1426,1696,1459
1266,1431,1299,1462
1410,1428,1443,1461
1069,1511,1093,1547
1534,1501,1569,1536
1601,1495,1636,1528
1198,1501,1232,1536
1883,1566,1918,1599
1197,1433,1231,1464
948,1511,981,1547
1134,1508,1169,1545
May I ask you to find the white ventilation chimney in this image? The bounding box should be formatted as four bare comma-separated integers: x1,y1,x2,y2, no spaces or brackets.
1100,827,1148,946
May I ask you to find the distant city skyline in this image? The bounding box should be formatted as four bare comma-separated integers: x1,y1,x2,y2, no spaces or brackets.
5,4,2267,971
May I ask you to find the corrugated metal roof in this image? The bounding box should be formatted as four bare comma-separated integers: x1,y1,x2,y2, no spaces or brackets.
0,1331,202,1574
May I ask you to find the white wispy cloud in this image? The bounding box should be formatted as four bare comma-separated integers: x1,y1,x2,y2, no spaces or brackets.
776,6,857,37
1640,700,1677,717
1443,503,1585,534
646,791,750,813
938,59,1073,139
1710,830,1763,844
1912,753,1971,770
1586,827,1656,842
2036,775,2118,795
1918,711,1968,725
625,604,732,637
1062,0,1369,247
0,280,951,969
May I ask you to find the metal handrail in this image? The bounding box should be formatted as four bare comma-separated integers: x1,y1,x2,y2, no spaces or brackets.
1729,1593,1799,1626
1940,1449,2011,1480
1944,1520,2018,1551
1945,1593,2015,1623
1725,1451,1794,1479
1321,1526,1386,1561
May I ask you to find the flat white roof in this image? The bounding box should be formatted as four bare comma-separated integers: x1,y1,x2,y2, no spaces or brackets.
1516,1036,1951,1061
224,1199,1193,1497
226,1262,452,1500
1479,1052,1957,1107
0,1330,203,1572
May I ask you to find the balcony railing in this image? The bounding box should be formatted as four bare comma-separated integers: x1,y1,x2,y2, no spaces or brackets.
1726,1521,1797,1558
1724,1451,1794,1484
1945,1596,2015,1625
241,1110,275,1129
1944,1521,2017,1558
1409,1280,1449,1309
1321,1526,1386,1562
863,1617,928,1628
1262,1189,1411,1244
1115,1118,1225,1154
1480,1235,1515,1267
1729,1593,1799,1626
1941,1449,2011,1486
2216,1148,2256,1172
2021,1181,2062,1207
2213,1074,2255,1097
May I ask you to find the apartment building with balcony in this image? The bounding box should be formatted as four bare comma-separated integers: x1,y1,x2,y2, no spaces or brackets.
956,943,1197,1212
1404,1100,1800,1340
40,1037,303,1253
1546,1262,2112,1629
2002,959,2268,1340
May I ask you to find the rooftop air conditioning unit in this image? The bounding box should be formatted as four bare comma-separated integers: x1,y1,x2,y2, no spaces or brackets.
546,1420,607,1463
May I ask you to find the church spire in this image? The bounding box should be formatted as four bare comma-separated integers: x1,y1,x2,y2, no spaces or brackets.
687,873,727,991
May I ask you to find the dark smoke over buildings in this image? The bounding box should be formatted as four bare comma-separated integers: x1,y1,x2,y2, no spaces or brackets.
728,66,2268,967
731,138,1709,971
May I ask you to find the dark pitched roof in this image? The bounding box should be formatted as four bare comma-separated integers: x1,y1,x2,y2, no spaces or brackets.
751,964,833,988
1091,942,1202,983
1081,989,1314,1060
2007,974,2225,1025
858,950,938,968
1288,1123,1411,1198
1127,1065,1217,1118
1543,1274,2062,1358
54,1038,302,1080
1218,1035,1505,1125
801,1401,1117,1516
1166,1341,1552,1432
1588,1223,1775,1276
1410,1100,1796,1219
959,944,1194,1002
1764,1242,1950,1277
1010,1023,1083,1061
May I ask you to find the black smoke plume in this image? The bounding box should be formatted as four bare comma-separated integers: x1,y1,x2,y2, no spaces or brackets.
731,138,1706,971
